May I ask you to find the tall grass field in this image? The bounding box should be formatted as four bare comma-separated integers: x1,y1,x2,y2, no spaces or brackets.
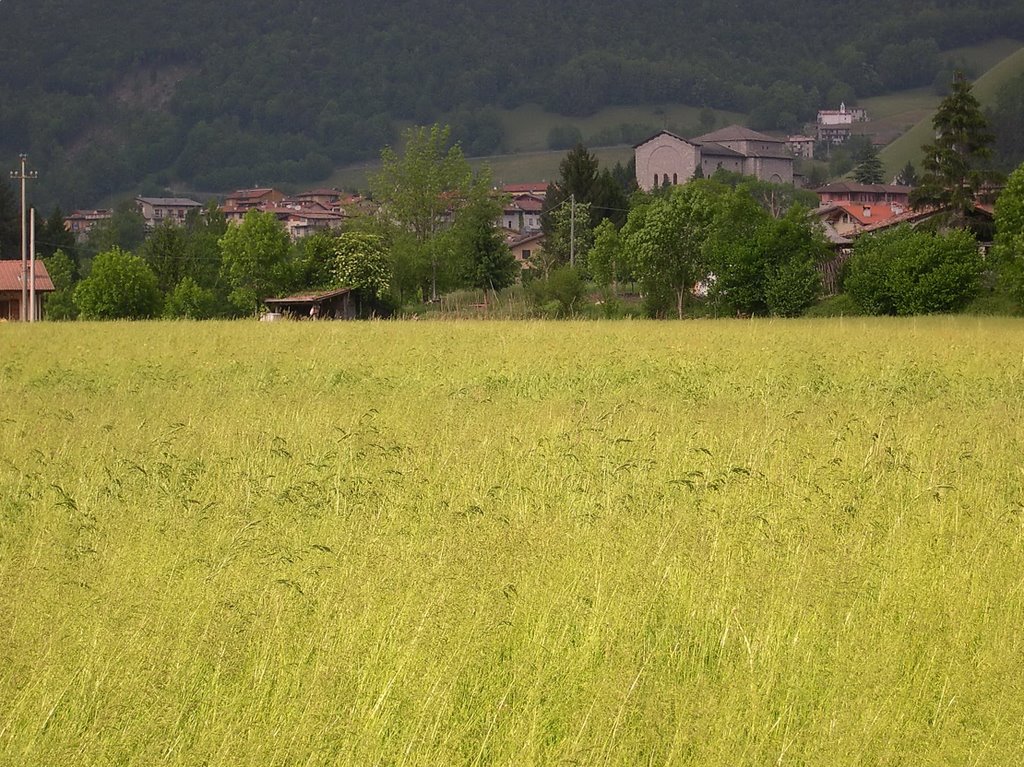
2,319,1023,765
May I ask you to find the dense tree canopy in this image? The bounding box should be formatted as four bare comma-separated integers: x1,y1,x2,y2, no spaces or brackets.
705,190,827,316
333,232,391,303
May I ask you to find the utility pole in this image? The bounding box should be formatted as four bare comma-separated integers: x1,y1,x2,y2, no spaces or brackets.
569,194,576,268
30,208,37,322
10,155,38,322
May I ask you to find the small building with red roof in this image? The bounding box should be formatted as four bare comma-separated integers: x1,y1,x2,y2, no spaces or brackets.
0,260,55,321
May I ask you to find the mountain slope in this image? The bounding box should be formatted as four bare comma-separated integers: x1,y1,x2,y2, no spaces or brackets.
2,1,1023,206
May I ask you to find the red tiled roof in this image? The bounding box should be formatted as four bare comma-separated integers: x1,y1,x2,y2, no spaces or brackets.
226,188,279,202
509,231,544,247
0,260,55,292
507,196,544,213
288,210,345,221
66,209,111,220
834,202,904,226
857,205,940,234
501,183,549,196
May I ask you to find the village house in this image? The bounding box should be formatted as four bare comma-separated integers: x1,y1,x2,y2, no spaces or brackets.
221,188,285,223
500,194,544,233
816,182,912,207
278,208,346,240
634,125,795,191
0,260,55,321
223,188,284,210
815,103,868,145
228,203,346,240
220,188,359,236
135,197,203,228
63,209,112,241
786,135,815,159
814,201,909,237
506,231,544,270
292,189,342,208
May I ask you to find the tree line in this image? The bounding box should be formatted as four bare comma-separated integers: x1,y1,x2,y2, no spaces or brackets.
6,73,1024,321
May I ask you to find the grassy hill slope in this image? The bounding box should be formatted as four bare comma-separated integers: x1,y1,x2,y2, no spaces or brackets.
880,43,1024,178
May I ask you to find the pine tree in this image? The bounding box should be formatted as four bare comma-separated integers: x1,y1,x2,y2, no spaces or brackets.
895,161,918,187
853,146,885,184
910,71,999,220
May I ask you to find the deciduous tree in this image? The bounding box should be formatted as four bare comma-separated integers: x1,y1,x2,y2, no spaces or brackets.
73,247,161,319
42,249,78,320
371,124,473,300
86,199,147,254
333,231,391,303
624,181,719,319
448,181,518,294
589,219,623,292
163,277,218,319
218,210,292,315
706,189,826,316
994,162,1024,304
140,221,190,295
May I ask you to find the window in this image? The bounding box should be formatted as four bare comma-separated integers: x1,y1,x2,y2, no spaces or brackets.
673,173,678,185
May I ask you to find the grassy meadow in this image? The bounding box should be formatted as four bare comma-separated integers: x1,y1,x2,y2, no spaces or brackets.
2,318,1023,765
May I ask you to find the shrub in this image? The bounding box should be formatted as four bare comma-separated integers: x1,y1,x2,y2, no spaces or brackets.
803,293,863,317
845,226,983,315
528,266,586,317
164,277,218,319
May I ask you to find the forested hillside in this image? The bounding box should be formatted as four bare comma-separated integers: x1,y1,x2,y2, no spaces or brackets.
1,0,1023,206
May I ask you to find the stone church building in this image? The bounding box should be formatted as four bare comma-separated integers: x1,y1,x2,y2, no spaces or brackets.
634,126,795,191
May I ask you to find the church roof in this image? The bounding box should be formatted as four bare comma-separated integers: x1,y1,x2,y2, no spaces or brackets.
696,142,744,158
693,125,784,144
632,130,693,150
